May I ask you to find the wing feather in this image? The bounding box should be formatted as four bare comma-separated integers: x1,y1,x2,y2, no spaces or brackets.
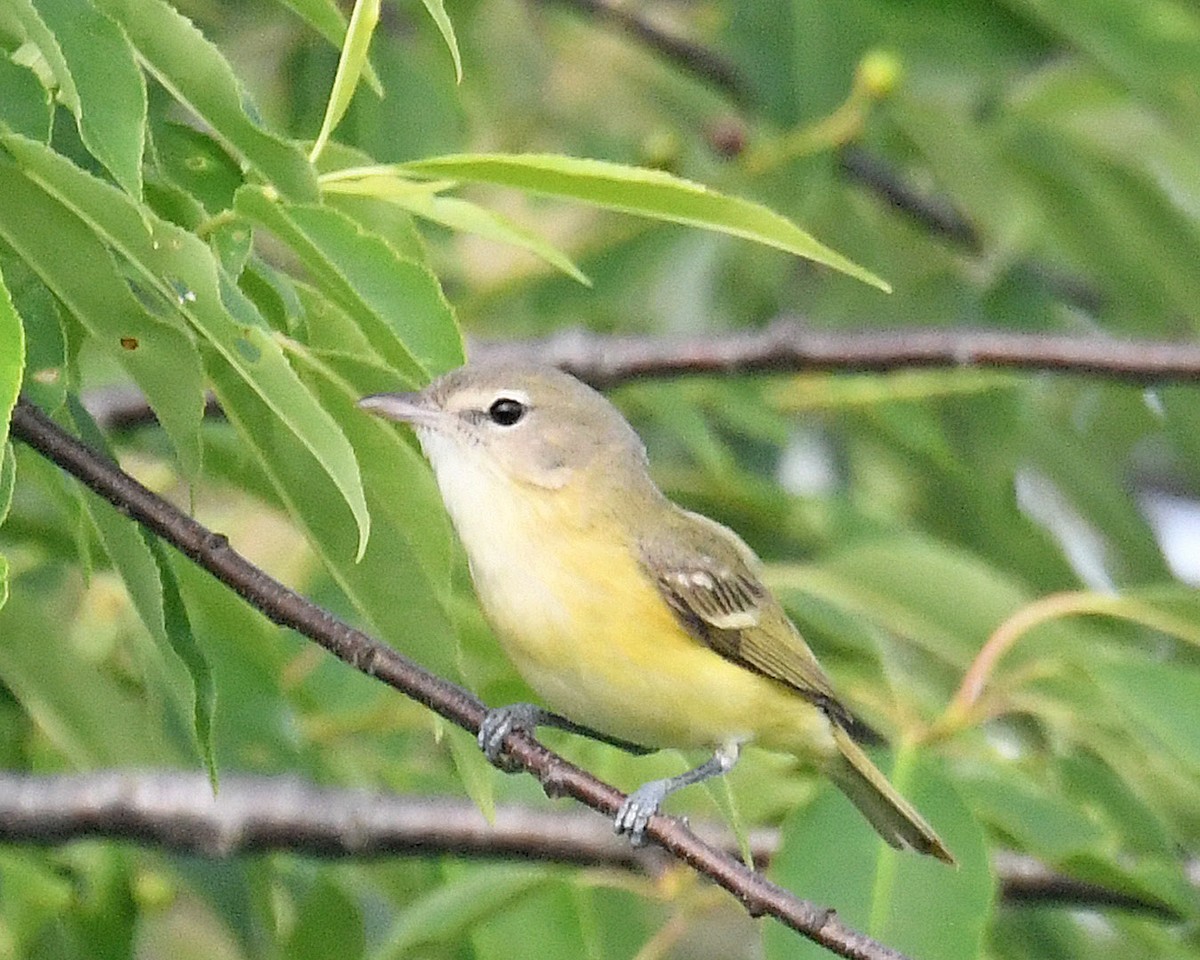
639,509,843,711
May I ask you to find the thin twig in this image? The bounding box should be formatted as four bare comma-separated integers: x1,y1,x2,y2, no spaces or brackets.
82,326,1200,431
0,771,1182,919
474,323,1200,388
9,397,909,960
992,851,1182,918
837,147,980,251
535,0,745,102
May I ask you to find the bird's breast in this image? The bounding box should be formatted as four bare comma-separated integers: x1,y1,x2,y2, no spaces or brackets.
424,442,832,754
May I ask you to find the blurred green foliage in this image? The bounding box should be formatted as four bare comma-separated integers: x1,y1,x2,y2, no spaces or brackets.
1,0,1200,958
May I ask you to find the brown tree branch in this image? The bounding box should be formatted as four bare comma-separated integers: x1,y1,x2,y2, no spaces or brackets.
474,323,1200,388
8,397,908,960
0,771,1182,919
82,325,1200,432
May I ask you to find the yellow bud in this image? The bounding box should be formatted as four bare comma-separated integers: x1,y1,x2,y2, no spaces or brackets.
857,50,902,99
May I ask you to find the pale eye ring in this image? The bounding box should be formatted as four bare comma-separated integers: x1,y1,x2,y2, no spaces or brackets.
488,397,526,426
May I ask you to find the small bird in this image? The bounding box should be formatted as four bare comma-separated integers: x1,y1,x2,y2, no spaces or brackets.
360,362,953,863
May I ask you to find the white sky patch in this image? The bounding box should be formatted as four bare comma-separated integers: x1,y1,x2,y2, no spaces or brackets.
1138,491,1200,586
777,429,838,497
1015,468,1115,592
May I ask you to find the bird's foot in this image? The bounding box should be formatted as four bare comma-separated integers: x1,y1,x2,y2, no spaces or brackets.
477,702,546,773
614,780,671,847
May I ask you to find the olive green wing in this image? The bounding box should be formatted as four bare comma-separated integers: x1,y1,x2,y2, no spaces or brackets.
638,509,843,713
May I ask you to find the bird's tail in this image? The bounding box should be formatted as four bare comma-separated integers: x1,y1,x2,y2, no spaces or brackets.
825,723,956,865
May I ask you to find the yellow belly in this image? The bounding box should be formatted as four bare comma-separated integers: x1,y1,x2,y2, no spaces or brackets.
462,485,834,760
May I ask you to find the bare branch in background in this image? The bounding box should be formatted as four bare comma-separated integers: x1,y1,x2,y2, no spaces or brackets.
82,325,1200,432
0,771,1183,920
9,398,910,960
474,323,1200,388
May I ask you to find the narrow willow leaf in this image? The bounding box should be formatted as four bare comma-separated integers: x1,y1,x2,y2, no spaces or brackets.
92,0,318,202
207,351,457,681
1091,657,1200,770
397,153,890,291
310,0,380,163
1,134,371,558
324,174,589,283
5,0,80,114
0,444,15,529
441,720,497,824
151,122,245,215
0,261,23,448
377,865,549,958
8,263,66,412
1005,0,1200,132
0,55,52,142
275,0,382,93
418,0,463,84
0,156,205,478
236,185,463,375
154,538,218,788
33,0,146,196
0,589,179,766
67,398,217,780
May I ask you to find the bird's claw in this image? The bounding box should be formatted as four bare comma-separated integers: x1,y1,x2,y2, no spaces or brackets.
614,782,669,847
478,704,540,773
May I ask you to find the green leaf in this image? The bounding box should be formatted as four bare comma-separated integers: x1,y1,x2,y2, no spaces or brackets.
0,134,371,558
235,185,463,375
285,876,365,960
958,768,1106,861
466,870,601,960
1089,656,1200,770
1055,750,1196,915
394,153,891,291
324,174,589,283
5,257,67,412
169,558,304,773
0,260,23,449
4,0,80,114
33,0,146,196
417,0,463,84
766,750,992,960
376,864,549,958
151,122,245,215
65,397,216,778
91,0,318,202
1002,0,1200,132
0,155,205,478
276,0,382,94
0,851,73,950
770,535,1038,699
0,54,51,142
310,0,380,162
154,538,218,790
0,585,181,766
206,346,457,681
440,720,497,824
0,444,15,529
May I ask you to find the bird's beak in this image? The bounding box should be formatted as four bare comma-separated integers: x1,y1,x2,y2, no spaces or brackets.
357,392,442,429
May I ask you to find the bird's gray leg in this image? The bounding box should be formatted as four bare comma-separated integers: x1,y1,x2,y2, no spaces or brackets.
614,741,742,846
479,703,654,772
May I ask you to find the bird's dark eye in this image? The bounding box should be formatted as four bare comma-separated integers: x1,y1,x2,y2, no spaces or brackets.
488,397,526,426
